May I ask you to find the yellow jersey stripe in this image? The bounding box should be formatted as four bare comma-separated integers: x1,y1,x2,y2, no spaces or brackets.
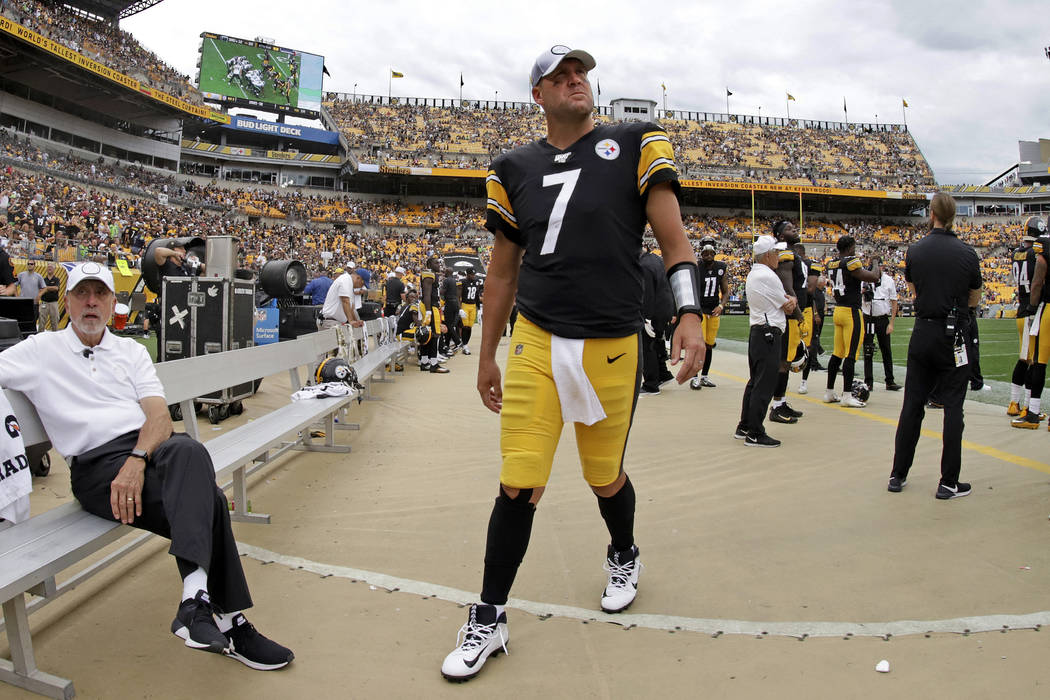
637,130,677,195
486,171,518,228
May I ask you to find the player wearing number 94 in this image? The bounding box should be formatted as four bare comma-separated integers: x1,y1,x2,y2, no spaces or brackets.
440,45,704,682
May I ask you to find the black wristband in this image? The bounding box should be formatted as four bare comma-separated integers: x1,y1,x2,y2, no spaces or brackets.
667,261,702,319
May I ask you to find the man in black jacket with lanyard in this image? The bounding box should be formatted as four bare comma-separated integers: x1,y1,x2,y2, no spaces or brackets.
888,193,982,498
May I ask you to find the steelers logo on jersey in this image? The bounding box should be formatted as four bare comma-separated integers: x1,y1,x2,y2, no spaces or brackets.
595,139,620,160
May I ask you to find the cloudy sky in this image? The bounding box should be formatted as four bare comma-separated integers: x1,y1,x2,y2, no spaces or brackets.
124,0,1050,185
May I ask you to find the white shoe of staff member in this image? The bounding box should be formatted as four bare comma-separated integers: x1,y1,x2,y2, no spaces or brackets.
842,394,866,408
823,390,840,403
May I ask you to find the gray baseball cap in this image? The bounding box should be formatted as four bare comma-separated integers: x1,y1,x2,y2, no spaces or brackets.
530,45,596,87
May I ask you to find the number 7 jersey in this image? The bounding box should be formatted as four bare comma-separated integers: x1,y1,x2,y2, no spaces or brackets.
485,121,680,338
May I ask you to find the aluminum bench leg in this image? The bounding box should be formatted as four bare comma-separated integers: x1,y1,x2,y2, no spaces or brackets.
229,467,270,524
1,595,74,699
334,406,359,431
324,412,336,448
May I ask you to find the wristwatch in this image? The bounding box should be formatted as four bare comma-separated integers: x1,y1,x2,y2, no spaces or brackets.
129,448,149,462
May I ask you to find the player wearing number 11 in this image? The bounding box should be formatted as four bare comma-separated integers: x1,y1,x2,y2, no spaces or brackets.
440,45,704,682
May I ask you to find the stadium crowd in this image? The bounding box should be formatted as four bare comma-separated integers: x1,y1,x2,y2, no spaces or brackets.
0,0,204,105
324,98,936,192
0,125,1024,309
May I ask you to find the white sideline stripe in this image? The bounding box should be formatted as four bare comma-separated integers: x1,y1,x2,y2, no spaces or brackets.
238,544,1050,638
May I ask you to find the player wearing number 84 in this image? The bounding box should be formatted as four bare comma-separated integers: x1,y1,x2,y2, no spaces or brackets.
440,45,704,682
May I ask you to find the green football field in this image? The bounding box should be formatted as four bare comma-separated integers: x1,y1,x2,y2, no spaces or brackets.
713,315,1020,383
198,37,300,108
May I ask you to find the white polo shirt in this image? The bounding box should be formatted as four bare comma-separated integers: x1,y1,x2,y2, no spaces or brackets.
746,263,789,331
865,272,898,318
321,272,354,322
0,327,164,457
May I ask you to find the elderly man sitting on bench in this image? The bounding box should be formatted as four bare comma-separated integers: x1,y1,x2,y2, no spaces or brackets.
0,262,293,671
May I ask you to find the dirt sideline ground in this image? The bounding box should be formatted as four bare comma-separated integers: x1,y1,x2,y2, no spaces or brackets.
5,337,1050,699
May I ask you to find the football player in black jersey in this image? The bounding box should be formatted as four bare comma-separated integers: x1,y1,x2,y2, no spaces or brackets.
1012,230,1050,429
440,266,462,356
689,237,729,390
459,267,483,355
769,221,806,423
442,45,704,682
793,243,822,394
824,235,881,406
419,256,449,374
1008,218,1044,417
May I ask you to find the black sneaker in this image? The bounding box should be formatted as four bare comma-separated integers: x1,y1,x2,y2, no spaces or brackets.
430,365,450,374
733,424,748,440
885,382,902,391
171,590,230,654
745,432,781,448
781,402,803,418
887,476,907,493
769,405,798,424
639,385,661,396
1012,411,1045,429
699,376,716,388
935,482,971,500
225,614,294,670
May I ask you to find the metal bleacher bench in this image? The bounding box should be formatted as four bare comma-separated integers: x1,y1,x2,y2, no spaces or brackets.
0,318,409,698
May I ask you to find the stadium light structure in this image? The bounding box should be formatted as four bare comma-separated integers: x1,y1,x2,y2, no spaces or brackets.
119,0,166,19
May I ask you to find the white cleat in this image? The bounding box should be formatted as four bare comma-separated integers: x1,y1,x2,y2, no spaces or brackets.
601,545,642,613
441,604,508,682
823,390,840,403
842,394,867,408
798,380,808,395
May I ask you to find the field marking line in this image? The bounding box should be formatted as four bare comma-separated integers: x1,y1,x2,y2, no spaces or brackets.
709,369,1050,473
237,543,1050,639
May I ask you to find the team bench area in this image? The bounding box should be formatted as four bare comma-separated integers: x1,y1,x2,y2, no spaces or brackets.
0,318,410,698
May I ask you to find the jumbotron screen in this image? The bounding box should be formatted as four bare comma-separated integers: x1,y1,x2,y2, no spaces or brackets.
197,32,324,118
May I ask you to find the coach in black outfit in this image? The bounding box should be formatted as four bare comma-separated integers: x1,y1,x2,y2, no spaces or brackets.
384,265,406,317
888,193,982,499
639,247,674,394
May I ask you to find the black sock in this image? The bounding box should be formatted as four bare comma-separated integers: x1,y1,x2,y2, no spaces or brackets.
843,358,856,390
774,371,788,399
1013,360,1029,387
701,346,713,376
480,488,536,605
596,475,636,552
462,327,472,346
1031,363,1047,400
827,355,842,390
